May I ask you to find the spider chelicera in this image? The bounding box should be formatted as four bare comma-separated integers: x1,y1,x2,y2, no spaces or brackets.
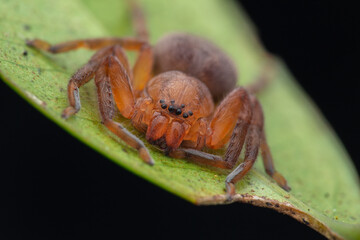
26,1,290,198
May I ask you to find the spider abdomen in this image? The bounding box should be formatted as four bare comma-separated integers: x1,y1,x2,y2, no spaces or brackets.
153,33,237,102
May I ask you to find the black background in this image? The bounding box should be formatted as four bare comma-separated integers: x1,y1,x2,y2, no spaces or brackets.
1,0,359,239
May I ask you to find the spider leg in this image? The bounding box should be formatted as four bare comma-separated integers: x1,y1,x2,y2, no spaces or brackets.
27,37,153,94
260,130,291,191
95,55,153,165
225,124,261,197
132,43,153,93
170,87,253,185
26,37,146,53
104,43,152,115
245,54,275,95
206,87,252,152
61,45,132,119
171,90,289,197
171,87,253,169
225,97,290,196
62,46,119,118
169,148,229,169
126,0,153,93
106,47,135,118
128,0,149,41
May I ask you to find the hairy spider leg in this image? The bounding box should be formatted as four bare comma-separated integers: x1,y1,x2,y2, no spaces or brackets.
128,0,149,41
245,54,275,95
105,46,135,118
169,148,227,169
26,37,146,53
260,129,291,191
27,37,152,114
223,97,263,197
60,46,122,118
95,55,153,165
132,43,153,94
27,37,153,95
169,88,252,189
170,88,290,197
171,88,252,169
207,87,252,151
226,97,290,196
27,37,154,164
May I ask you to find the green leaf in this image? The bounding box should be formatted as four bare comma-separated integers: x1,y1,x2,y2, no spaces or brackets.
1,0,360,239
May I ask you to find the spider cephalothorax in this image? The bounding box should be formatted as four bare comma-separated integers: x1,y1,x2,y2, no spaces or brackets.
27,2,290,198
136,71,214,150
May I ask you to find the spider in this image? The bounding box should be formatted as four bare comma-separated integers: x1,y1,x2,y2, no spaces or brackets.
26,1,290,198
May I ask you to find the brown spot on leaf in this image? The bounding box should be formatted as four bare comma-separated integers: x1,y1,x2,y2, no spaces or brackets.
23,24,31,31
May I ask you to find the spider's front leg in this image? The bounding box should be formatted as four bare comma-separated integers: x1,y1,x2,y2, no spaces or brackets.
27,37,152,118
170,88,290,198
26,37,146,54
60,46,129,118
223,96,290,197
27,37,154,164
95,53,153,165
170,87,252,193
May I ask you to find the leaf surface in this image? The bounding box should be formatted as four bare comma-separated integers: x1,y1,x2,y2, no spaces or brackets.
0,0,360,239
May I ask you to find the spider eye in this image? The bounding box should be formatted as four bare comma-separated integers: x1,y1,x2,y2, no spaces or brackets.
176,109,182,115
168,105,175,112
188,111,193,116
159,99,165,103
183,113,188,118
181,104,185,108
161,104,167,109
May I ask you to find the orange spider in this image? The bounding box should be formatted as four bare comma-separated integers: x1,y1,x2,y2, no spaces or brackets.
26,2,289,198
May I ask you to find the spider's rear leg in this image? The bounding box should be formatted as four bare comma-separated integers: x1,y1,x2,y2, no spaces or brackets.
95,55,153,165
128,0,149,41
245,54,275,95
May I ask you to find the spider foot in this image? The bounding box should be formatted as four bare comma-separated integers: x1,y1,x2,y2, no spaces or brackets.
61,106,78,119
26,39,53,52
273,172,291,191
225,182,235,202
139,147,154,166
